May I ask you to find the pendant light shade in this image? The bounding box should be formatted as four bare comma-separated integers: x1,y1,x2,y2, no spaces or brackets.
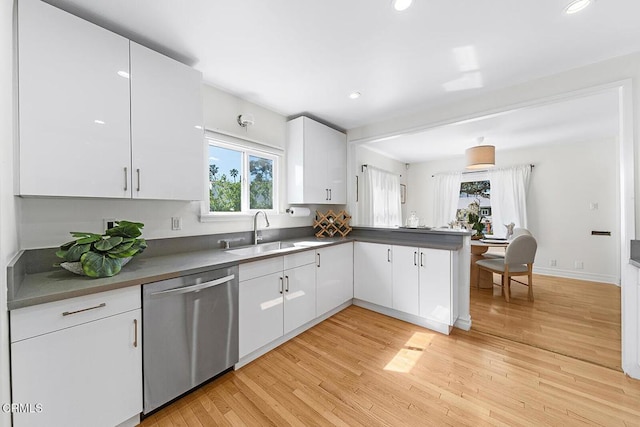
465,144,495,169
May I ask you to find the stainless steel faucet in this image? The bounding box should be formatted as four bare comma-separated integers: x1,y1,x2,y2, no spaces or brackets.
253,211,270,245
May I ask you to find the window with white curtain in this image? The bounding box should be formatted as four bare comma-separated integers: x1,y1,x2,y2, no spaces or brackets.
361,165,402,227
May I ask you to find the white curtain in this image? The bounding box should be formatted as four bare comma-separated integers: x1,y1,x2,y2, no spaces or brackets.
361,166,402,227
433,172,462,227
488,164,532,237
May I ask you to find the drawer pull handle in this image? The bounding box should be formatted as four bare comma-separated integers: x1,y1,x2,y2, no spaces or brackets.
133,319,138,348
62,302,106,317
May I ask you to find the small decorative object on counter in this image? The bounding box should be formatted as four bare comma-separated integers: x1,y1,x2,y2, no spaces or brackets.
313,210,352,238
55,220,147,278
406,211,419,228
505,222,515,239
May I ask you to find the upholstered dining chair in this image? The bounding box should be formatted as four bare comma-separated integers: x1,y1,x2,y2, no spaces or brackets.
476,234,537,302
483,227,532,260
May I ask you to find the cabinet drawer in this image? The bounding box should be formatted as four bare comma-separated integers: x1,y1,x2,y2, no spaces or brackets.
11,286,141,342
284,249,315,270
239,257,283,282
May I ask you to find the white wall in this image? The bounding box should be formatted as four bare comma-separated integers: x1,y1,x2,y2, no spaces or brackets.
18,84,318,249
351,146,407,225
1,0,18,423
405,138,619,284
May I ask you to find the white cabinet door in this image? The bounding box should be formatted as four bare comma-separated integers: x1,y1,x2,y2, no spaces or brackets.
18,0,131,198
286,116,347,204
326,126,347,204
302,117,330,203
419,248,453,324
354,242,393,308
284,263,316,334
239,272,284,358
316,243,354,316
11,309,142,427
130,42,204,201
392,245,420,316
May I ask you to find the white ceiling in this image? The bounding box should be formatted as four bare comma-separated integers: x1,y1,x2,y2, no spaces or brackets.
364,88,620,163
43,0,636,161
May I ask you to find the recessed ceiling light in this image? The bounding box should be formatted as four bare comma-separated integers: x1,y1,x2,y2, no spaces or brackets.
349,91,361,99
117,70,130,79
564,0,592,14
94,119,105,125
393,0,413,12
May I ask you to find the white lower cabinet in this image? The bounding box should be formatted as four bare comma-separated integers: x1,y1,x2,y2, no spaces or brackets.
354,242,393,307
239,251,316,358
392,245,420,315
316,242,354,316
355,242,455,329
10,287,142,427
419,248,453,325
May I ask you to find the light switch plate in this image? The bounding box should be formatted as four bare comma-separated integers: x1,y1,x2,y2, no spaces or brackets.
171,217,182,231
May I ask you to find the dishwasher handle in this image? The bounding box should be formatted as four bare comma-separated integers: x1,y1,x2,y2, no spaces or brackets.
150,274,235,297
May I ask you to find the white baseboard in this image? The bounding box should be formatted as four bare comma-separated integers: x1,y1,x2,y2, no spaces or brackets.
534,266,619,285
352,299,452,335
235,301,352,369
117,414,139,427
454,315,472,331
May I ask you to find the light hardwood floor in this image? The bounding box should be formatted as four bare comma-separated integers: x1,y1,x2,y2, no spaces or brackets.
470,274,622,370
141,305,640,426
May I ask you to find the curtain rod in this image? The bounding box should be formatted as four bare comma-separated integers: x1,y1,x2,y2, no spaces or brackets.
361,164,402,177
431,164,534,178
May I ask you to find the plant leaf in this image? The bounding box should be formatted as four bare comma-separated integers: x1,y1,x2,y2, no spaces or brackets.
80,252,122,278
66,243,91,262
108,239,135,254
55,250,68,260
107,247,140,258
59,240,77,251
74,233,103,245
105,222,143,238
93,236,123,252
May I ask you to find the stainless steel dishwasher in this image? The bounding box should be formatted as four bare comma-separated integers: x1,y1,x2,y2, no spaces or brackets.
142,265,238,414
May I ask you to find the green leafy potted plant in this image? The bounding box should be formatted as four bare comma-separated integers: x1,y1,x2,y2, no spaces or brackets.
56,220,147,278
464,200,485,239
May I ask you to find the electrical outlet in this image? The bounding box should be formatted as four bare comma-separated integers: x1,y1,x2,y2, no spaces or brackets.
103,218,116,230
574,261,584,270
171,217,182,231
549,259,557,267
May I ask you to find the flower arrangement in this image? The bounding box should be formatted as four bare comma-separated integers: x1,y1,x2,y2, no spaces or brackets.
457,200,485,238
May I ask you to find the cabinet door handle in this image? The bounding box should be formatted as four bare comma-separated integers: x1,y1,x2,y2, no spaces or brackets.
124,167,128,191
62,302,106,317
317,253,321,267
387,249,391,263
325,189,329,201
329,188,332,200
136,168,141,192
414,251,417,266
279,277,283,294
285,275,290,292
420,252,425,267
133,319,138,348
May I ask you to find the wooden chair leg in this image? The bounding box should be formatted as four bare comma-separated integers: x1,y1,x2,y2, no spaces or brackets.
504,266,510,302
527,264,534,301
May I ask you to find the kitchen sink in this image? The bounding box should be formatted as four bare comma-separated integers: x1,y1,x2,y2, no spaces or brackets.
225,240,329,256
225,241,298,256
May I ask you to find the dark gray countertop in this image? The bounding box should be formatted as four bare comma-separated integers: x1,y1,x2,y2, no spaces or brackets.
8,227,471,310
8,237,348,310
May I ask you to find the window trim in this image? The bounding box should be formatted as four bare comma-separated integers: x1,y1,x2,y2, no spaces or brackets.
202,134,280,219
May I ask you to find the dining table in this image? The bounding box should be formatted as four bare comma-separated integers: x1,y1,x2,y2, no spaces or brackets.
470,239,509,289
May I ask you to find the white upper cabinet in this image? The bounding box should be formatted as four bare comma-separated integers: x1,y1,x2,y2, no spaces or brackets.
130,42,204,201
286,116,346,204
17,0,204,200
18,0,131,198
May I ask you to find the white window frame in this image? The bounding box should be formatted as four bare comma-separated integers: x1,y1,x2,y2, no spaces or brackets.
201,133,280,220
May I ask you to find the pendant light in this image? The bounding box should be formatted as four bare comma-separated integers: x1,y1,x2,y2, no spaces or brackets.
465,137,495,169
